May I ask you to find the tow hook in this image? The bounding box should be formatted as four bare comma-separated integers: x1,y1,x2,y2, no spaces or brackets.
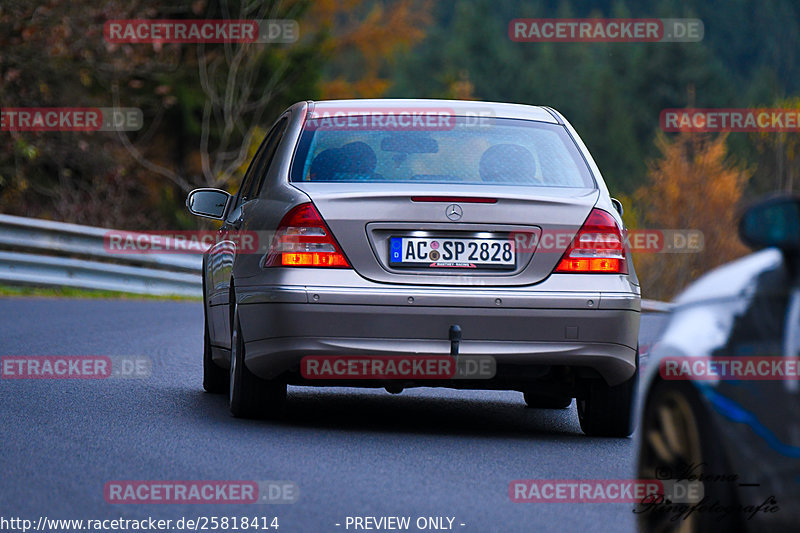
449,324,461,355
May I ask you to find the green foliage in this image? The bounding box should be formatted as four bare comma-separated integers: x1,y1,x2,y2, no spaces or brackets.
388,0,799,196
3,0,799,231
0,284,201,301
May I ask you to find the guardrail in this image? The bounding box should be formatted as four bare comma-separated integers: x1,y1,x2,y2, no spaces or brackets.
0,213,676,308
0,214,202,297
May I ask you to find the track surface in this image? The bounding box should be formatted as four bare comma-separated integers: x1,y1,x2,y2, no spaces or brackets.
0,298,667,533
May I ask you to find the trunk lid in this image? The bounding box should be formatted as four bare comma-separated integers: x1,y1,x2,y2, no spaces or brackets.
290,183,599,286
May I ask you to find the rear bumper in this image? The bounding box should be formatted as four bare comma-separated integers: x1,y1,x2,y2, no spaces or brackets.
235,285,640,386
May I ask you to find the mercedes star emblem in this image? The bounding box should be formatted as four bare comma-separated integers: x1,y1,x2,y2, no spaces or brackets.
445,204,463,221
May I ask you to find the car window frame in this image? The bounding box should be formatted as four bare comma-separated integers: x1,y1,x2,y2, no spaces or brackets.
252,116,289,198
230,141,268,213
230,115,288,212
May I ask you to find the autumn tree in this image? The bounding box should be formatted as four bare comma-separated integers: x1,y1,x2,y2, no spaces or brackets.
308,0,431,99
633,132,751,300
0,0,432,229
0,0,320,227
750,97,800,193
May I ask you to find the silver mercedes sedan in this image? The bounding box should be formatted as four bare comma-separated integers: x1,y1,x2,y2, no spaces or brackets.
186,99,641,436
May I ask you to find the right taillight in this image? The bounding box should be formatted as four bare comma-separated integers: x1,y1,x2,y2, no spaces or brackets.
554,208,627,274
263,203,351,268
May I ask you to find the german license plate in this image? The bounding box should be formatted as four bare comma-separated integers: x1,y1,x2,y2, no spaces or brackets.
389,237,515,269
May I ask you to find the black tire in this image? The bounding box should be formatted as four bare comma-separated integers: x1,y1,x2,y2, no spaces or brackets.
229,310,286,419
203,312,228,394
636,380,742,533
577,351,638,437
523,392,572,409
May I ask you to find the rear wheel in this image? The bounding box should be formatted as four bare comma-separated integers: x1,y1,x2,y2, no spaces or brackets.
523,392,572,409
229,310,286,419
577,350,638,437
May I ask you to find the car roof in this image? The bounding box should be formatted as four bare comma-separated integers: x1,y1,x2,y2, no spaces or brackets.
306,99,560,124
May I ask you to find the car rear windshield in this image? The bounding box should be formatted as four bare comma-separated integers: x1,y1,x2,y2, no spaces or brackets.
290,116,595,188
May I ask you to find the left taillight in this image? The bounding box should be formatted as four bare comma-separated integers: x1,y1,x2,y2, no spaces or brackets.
554,208,627,274
263,203,351,268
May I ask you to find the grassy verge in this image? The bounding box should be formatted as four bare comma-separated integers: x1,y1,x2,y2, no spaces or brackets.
0,284,201,301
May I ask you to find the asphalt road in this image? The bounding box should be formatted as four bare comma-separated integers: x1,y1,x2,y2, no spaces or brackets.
0,298,668,533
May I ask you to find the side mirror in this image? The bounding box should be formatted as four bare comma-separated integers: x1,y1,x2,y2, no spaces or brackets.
611,198,624,216
186,188,231,219
739,195,800,253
